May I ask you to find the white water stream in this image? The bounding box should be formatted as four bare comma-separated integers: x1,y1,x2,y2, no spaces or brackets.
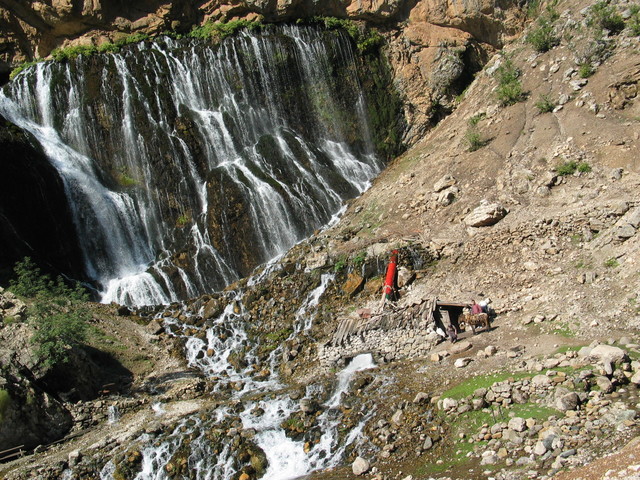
97,278,376,480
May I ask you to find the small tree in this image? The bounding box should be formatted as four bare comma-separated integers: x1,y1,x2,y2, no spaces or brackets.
9,258,90,369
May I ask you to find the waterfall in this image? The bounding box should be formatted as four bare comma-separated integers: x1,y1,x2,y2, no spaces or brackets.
0,26,382,306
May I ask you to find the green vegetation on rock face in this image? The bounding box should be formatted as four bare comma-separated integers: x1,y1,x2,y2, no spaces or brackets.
494,54,524,106
535,94,555,113
9,257,90,369
189,19,264,40
588,1,625,35
629,6,640,36
554,160,591,176
310,17,384,53
526,1,560,52
0,389,10,423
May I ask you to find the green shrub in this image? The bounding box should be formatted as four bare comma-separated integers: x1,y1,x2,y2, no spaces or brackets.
465,128,485,152
627,6,640,36
353,250,367,268
577,162,592,173
334,257,348,273
494,56,524,106
0,389,10,422
9,258,90,369
9,257,55,298
535,94,555,113
50,44,98,62
578,62,595,78
96,33,150,54
555,160,578,176
189,19,263,41
604,257,619,268
527,18,559,52
312,17,384,53
588,1,625,34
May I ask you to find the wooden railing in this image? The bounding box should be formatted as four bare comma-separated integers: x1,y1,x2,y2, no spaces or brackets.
0,445,25,462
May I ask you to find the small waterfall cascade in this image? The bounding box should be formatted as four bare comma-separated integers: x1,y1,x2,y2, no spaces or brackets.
102,282,375,480
107,405,120,424
97,353,375,480
164,272,334,394
0,25,382,306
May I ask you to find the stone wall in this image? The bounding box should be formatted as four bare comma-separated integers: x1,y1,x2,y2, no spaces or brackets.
318,325,443,366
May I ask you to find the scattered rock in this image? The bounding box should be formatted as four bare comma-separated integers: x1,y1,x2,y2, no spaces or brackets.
352,456,370,476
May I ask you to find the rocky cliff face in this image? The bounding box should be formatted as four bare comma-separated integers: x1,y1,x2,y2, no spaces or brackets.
0,0,526,142
0,115,84,283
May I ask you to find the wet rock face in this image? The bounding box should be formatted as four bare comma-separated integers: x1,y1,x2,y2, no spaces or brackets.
0,116,84,282
0,364,73,452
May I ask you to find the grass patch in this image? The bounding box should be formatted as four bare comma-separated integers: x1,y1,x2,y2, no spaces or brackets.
441,372,532,400
415,438,481,475
9,60,43,80
550,321,575,337
265,327,293,344
357,200,383,235
554,345,584,355
604,257,619,268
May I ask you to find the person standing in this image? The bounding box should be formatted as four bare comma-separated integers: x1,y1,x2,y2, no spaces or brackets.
471,300,483,315
446,323,458,343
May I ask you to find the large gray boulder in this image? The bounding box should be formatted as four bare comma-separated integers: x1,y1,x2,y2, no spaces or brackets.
464,201,508,227
589,345,627,364
352,456,370,476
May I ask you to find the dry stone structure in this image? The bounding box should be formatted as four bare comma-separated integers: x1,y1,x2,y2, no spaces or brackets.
318,297,444,366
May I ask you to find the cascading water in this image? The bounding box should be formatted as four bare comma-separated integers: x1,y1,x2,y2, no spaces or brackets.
93,276,376,480
0,25,382,306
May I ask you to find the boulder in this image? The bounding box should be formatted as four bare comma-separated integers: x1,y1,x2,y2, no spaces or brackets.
413,392,430,404
589,345,627,364
463,202,508,227
508,417,527,432
442,397,459,410
556,392,580,411
531,374,552,388
450,341,472,354
454,357,472,368
342,273,365,298
433,174,456,192
352,456,370,476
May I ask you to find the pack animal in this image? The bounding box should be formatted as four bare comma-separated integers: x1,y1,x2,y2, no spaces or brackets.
458,312,491,334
